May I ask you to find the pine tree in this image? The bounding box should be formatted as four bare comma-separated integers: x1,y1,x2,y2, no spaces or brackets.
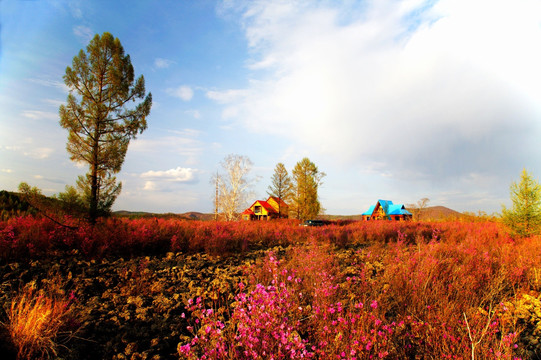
291,158,325,221
501,169,541,237
59,32,151,223
267,163,293,218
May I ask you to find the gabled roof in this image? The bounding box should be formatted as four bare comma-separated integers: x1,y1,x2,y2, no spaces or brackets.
387,204,412,216
267,196,289,209
362,199,412,217
242,196,289,217
362,205,376,216
257,200,277,213
245,200,278,214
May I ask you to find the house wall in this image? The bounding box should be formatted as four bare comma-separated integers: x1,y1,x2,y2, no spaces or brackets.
253,201,270,216
365,214,409,221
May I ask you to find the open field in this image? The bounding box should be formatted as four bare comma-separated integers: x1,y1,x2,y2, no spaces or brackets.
1,217,540,359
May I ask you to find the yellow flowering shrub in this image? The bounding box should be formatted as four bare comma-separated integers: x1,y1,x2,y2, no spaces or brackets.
499,292,541,356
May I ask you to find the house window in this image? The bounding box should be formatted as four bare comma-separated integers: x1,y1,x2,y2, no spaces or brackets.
254,206,262,214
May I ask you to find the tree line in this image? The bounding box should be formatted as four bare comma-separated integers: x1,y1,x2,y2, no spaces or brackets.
213,155,325,221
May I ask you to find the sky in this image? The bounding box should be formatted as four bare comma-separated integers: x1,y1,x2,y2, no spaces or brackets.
1,0,541,215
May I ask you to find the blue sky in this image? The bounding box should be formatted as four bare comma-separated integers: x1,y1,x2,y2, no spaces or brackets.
1,0,541,215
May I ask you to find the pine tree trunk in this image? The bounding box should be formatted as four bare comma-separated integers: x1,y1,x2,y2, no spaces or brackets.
90,126,99,225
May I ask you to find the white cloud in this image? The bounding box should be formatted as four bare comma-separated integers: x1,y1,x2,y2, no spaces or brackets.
143,181,157,191
154,58,175,69
1,145,21,151
73,25,93,43
206,89,249,104
141,167,198,183
34,175,44,179
1,169,13,173
185,110,201,119
21,110,58,121
218,0,541,183
26,78,69,93
74,161,86,169
169,128,202,137
167,86,194,101
69,2,83,18
24,147,54,159
43,99,65,107
130,134,203,165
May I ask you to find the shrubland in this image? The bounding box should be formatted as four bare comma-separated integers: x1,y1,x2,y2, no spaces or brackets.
0,217,540,359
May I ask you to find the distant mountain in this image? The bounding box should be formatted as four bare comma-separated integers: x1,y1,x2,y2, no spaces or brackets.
320,205,463,221
319,214,363,221
113,210,215,221
180,212,215,221
114,206,463,221
419,206,463,220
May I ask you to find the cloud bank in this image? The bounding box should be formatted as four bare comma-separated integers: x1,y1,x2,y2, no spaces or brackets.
141,167,198,183
216,0,541,185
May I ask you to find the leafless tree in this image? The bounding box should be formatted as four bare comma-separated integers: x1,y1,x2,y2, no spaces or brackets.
407,197,430,221
213,154,257,221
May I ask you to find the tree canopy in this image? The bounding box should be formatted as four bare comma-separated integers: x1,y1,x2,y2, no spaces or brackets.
59,32,152,223
501,169,541,237
291,158,325,221
267,163,293,217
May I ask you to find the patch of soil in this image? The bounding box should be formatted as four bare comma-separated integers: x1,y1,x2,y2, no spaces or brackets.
0,249,272,359
0,326,17,360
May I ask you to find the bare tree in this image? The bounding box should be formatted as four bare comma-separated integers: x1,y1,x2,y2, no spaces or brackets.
407,197,430,221
213,154,257,221
417,197,430,220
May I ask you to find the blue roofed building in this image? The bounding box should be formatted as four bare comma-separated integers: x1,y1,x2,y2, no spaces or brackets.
362,200,413,221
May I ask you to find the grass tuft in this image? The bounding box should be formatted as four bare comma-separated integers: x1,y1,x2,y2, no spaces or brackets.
4,288,71,360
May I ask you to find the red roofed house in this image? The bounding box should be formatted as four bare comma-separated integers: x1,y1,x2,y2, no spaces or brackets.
241,196,289,220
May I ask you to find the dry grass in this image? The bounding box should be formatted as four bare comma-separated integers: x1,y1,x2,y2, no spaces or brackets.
4,288,71,360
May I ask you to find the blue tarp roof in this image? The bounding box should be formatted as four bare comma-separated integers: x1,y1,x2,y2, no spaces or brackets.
362,199,412,217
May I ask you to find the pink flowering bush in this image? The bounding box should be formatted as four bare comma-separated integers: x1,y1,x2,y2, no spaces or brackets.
178,231,533,359
179,254,312,359
310,299,400,359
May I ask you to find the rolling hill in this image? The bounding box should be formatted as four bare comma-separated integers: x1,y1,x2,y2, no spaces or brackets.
113,206,463,221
